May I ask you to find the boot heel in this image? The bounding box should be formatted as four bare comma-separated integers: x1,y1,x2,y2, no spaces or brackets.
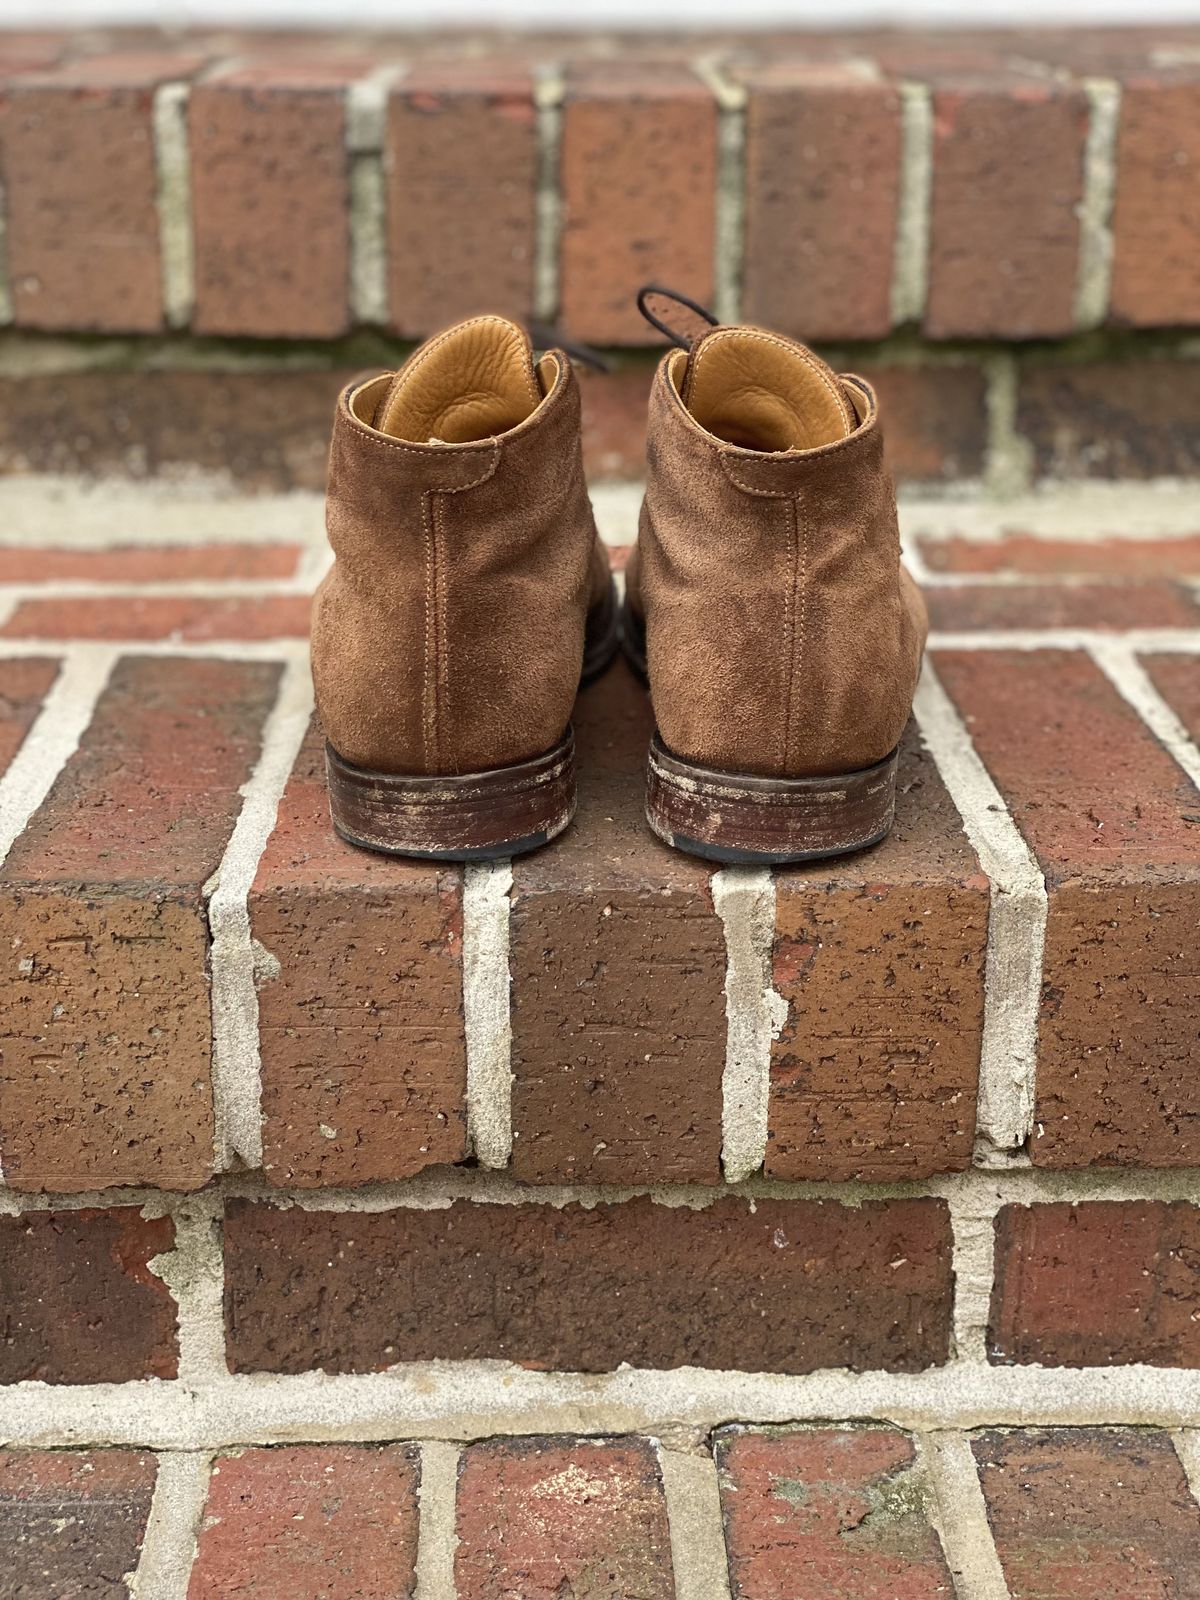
645,732,896,865
327,730,576,861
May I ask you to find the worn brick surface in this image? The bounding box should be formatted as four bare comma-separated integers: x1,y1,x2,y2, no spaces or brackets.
973,1428,1200,1597
387,63,537,335
717,1426,954,1598
925,579,1200,631
0,1450,158,1598
1145,655,1200,750
926,80,1087,338
510,664,725,1185
1017,360,1200,481
1111,72,1200,329
559,66,717,343
0,655,279,1191
854,364,988,485
0,367,349,490
188,1446,420,1599
0,544,302,582
224,1194,952,1375
0,593,312,641
0,658,58,776
741,65,900,341
190,65,357,337
456,1437,673,1600
770,725,988,1182
990,1201,1200,1368
934,648,1200,1168
250,718,467,1187
0,1207,177,1383
0,53,200,331
576,359,656,481
919,532,1200,576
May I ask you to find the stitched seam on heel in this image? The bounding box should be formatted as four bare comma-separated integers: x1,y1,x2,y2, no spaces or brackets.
421,489,440,770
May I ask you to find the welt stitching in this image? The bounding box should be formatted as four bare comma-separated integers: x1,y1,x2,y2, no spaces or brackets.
420,490,439,770
433,493,451,768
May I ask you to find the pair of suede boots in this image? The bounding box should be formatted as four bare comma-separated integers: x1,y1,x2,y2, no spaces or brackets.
311,289,927,866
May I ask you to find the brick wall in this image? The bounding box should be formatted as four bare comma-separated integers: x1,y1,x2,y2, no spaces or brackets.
1,27,1199,344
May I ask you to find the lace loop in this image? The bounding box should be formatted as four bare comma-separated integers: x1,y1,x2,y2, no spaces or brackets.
635,283,720,350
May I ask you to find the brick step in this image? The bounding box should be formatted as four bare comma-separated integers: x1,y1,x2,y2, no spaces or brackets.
1,517,1199,1193
4,1427,1199,1596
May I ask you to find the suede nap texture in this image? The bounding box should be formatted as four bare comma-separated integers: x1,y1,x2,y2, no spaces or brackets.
626,329,928,780
312,317,610,777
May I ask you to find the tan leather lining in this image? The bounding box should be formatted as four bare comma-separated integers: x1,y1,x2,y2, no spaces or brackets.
680,326,856,453
374,315,543,444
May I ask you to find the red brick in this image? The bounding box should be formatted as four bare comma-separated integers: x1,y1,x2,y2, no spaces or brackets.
0,655,279,1191
919,532,1200,577
1017,360,1200,480
716,1426,954,1599
250,718,466,1187
854,364,988,485
1111,72,1200,328
0,544,302,582
190,65,356,337
577,359,656,482
0,365,349,490
771,726,988,1182
1145,654,1200,748
973,1428,1200,1597
990,1201,1200,1368
926,80,1087,338
510,664,725,1185
0,53,202,332
188,1446,420,1600
559,66,717,343
933,648,1200,1167
387,63,537,335
456,1437,673,1600
741,65,900,341
0,1450,158,1595
223,1194,953,1375
0,658,58,776
0,1207,177,1383
0,594,311,640
925,580,1200,631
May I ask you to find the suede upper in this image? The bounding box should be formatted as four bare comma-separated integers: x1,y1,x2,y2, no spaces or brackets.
312,316,610,777
627,328,928,780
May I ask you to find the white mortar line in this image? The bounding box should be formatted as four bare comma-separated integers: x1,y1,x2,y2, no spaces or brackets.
912,660,1047,1154
947,1190,998,1364
0,176,11,325
127,1450,212,1600
1074,78,1121,331
11,1153,1200,1217
657,1444,733,1600
890,80,933,326
463,861,515,1169
713,868,783,1183
904,486,1200,543
919,1432,1010,1600
413,1440,460,1600
532,66,565,323
693,57,746,326
149,1190,228,1386
983,353,1035,500
0,638,308,662
6,1362,1200,1452
0,646,116,868
0,577,316,601
206,655,313,1170
929,629,1200,653
1172,1430,1200,1507
153,82,195,330
1088,637,1200,792
348,65,404,327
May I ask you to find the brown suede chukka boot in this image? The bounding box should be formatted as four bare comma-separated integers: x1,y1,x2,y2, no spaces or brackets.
624,297,927,864
312,315,617,859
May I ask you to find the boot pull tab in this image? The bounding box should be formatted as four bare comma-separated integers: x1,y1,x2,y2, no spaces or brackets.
636,284,720,350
